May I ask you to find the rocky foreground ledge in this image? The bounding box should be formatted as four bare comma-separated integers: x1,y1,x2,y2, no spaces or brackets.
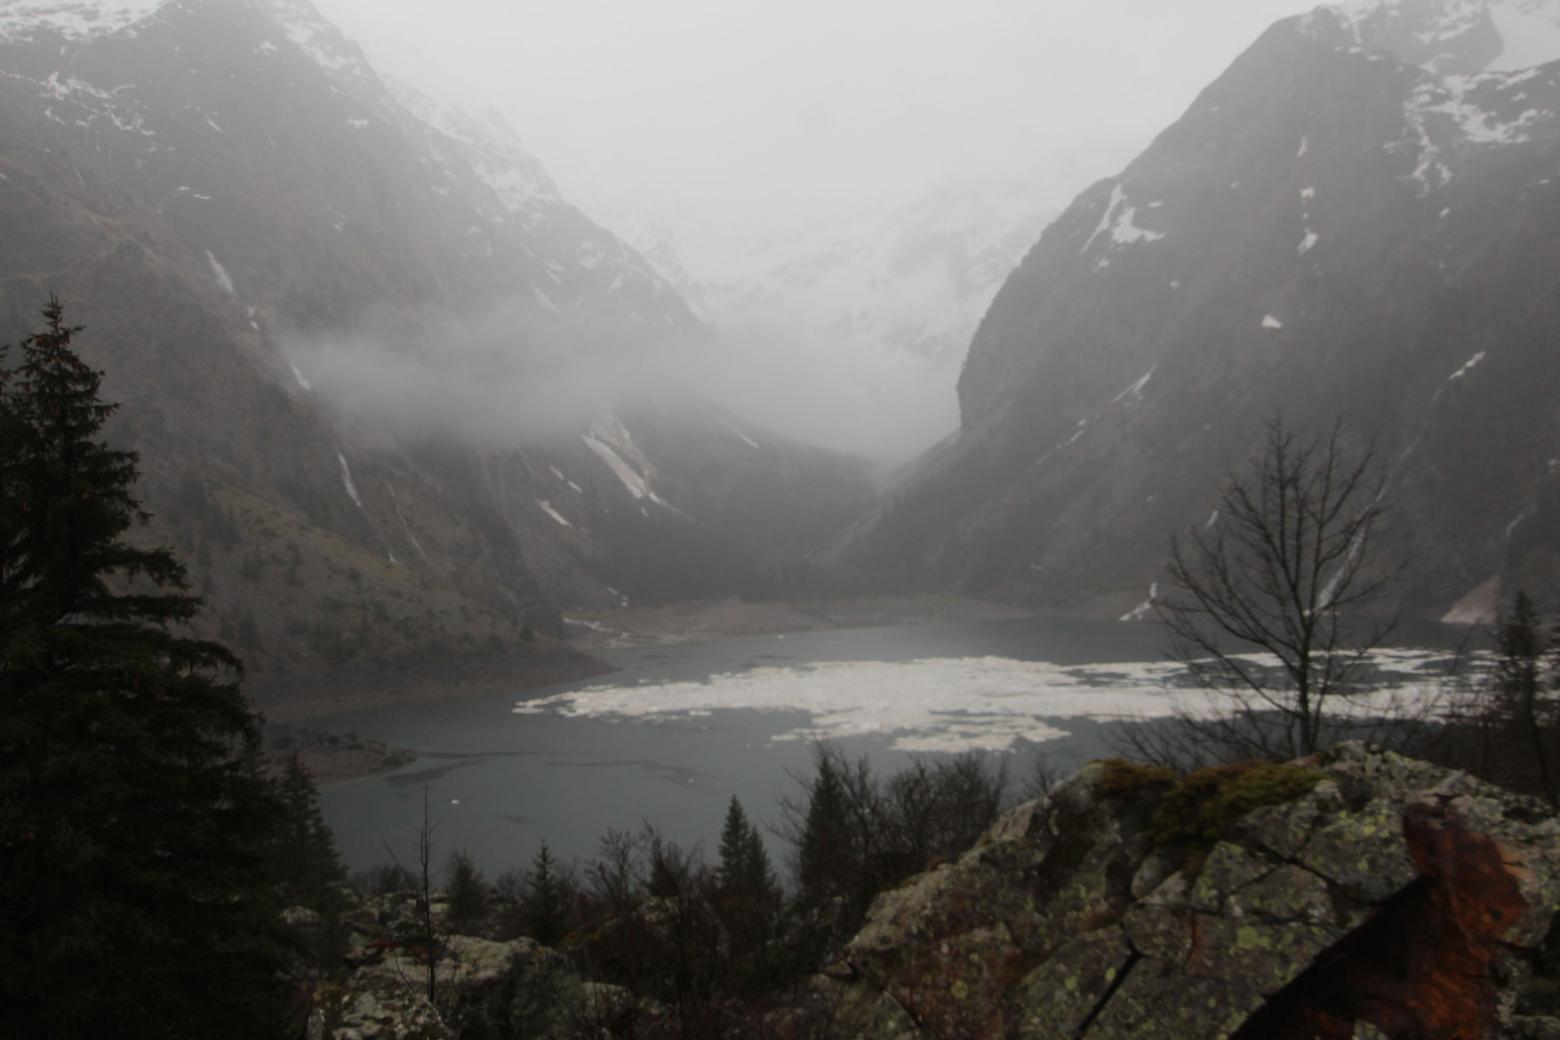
821,743,1560,1040
302,744,1560,1039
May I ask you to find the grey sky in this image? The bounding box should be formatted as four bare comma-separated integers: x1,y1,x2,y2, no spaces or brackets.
337,0,1315,228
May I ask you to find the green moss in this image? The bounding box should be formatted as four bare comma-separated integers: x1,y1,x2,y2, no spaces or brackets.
1150,761,1325,846
1096,758,1179,800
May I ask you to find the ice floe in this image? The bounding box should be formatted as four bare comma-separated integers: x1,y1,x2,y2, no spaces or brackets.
514,649,1460,754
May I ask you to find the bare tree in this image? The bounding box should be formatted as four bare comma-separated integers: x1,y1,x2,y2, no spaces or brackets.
382,785,443,1004
1144,416,1401,764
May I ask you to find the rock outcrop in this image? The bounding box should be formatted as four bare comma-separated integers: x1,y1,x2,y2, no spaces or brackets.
816,744,1560,1039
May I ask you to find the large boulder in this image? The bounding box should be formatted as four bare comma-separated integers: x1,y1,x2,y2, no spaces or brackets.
817,744,1560,1040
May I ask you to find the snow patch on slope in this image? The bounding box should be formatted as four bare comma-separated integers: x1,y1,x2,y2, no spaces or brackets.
1082,183,1166,263
337,451,364,510
1488,0,1560,69
719,416,761,450
1447,349,1488,379
1113,367,1156,405
537,499,573,529
0,0,167,40
206,251,236,296
1327,0,1560,72
582,418,680,513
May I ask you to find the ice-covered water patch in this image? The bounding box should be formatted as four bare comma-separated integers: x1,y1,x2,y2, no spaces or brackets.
514,650,1456,754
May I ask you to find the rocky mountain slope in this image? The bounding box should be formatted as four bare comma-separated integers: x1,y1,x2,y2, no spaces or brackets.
832,0,1560,622
614,179,1056,462
0,0,871,692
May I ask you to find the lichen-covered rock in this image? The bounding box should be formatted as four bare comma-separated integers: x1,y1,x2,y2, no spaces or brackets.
315,987,451,1040
815,744,1560,1040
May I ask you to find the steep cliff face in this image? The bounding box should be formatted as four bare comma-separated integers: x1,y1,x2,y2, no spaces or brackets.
0,0,871,687
833,0,1560,621
818,744,1560,1040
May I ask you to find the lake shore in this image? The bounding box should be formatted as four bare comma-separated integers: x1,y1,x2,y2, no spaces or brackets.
245,595,1034,782
558,594,1033,649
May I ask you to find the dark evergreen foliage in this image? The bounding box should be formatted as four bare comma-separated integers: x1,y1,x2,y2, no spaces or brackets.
521,841,569,946
716,796,776,901
445,848,491,930
794,751,853,907
0,300,293,1039
272,754,348,909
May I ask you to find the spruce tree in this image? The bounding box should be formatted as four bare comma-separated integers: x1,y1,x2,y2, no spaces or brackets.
796,754,852,907
1494,592,1558,806
445,849,491,931
718,796,753,892
272,754,348,908
0,300,291,1039
521,841,568,946
717,796,775,900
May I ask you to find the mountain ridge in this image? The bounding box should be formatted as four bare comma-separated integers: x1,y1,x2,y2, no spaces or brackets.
0,0,872,691
832,0,1560,621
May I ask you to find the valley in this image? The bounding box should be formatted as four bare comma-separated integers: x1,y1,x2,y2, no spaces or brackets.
4,1,1560,1035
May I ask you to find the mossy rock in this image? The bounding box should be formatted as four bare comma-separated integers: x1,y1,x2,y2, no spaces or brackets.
1151,761,1325,846
1096,759,1179,801
1094,758,1326,847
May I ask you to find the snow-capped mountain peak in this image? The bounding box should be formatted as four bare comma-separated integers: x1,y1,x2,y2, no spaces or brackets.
1316,0,1560,73
0,0,170,40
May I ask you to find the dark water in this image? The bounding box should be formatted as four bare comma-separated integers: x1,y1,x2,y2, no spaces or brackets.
314,615,1461,877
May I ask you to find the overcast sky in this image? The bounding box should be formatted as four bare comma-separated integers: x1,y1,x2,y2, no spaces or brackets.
336,0,1314,232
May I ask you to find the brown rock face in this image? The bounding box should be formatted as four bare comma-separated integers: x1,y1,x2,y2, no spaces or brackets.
1233,805,1529,1040
817,745,1560,1040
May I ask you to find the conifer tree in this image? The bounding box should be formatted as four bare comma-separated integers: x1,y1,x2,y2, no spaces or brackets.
718,796,776,901
445,848,491,930
1494,591,1558,807
272,754,349,907
521,841,569,946
0,299,291,1039
796,754,852,906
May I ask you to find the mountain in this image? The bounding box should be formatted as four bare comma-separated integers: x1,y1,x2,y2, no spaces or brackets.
0,0,871,692
612,179,1056,462
830,0,1560,622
